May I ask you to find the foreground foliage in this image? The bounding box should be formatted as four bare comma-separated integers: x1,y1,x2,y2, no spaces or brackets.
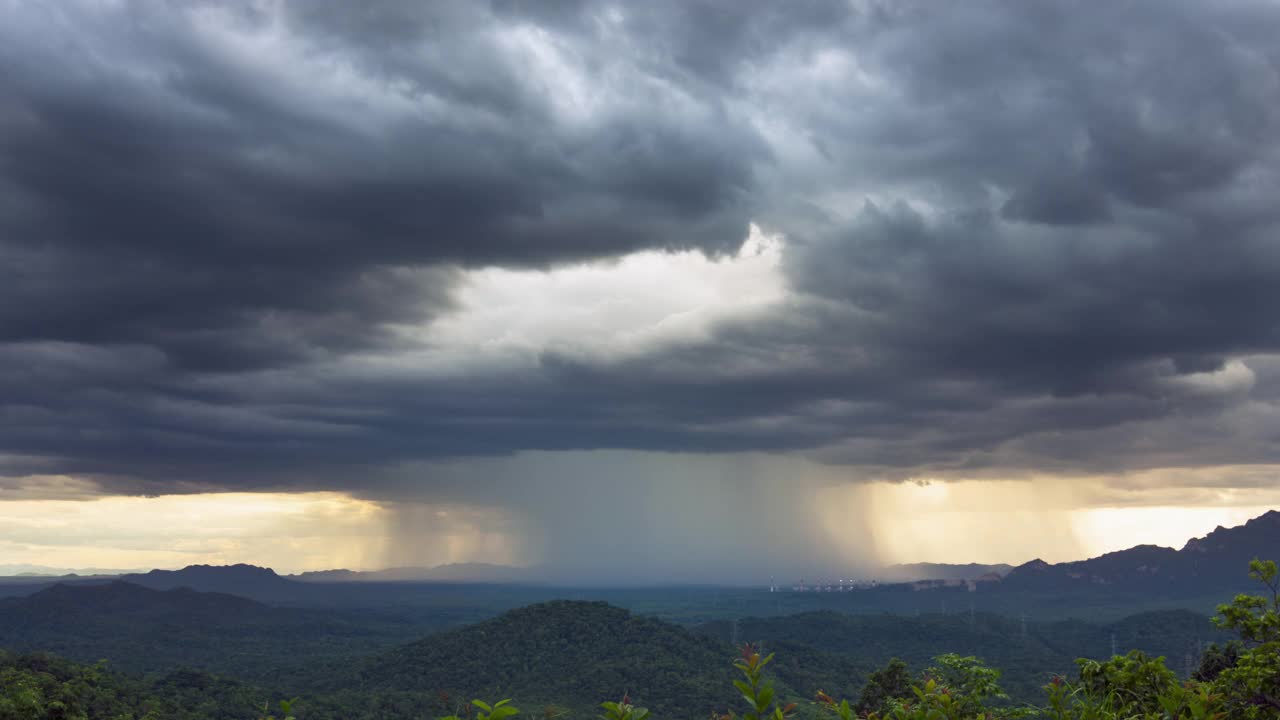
2,562,1278,719
0,651,285,720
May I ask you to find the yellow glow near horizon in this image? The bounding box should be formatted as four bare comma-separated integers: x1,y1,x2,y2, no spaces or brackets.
865,480,1088,565
1071,506,1273,557
0,492,389,573
865,478,1280,566
3,476,1279,574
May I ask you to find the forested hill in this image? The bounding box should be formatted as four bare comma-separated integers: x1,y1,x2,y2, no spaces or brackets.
343,600,865,718
357,601,729,714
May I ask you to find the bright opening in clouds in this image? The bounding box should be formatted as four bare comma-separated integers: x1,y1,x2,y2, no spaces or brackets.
424,224,786,362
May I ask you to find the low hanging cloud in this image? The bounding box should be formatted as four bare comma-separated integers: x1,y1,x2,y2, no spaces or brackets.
3,0,1280,569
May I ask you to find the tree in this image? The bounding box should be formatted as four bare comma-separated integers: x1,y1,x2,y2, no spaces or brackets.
853,658,912,717
1211,559,1280,717
1074,650,1179,715
922,654,1013,717
1192,641,1241,682
1215,559,1280,646
853,655,1029,720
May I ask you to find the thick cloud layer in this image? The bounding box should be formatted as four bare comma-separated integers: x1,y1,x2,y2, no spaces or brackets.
3,0,1280,513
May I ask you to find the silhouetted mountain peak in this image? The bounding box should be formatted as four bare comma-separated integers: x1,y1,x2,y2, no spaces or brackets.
1181,510,1280,554
137,563,281,580
1246,510,1280,530
1003,509,1280,591
119,563,300,601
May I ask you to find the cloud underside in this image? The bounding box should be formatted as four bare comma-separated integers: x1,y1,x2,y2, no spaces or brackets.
3,0,1280,501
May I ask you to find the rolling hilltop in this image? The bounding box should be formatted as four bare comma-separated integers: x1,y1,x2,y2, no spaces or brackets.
349,601,748,716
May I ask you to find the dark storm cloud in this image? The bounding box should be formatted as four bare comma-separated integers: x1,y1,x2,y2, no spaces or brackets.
3,0,1280,498
0,0,761,369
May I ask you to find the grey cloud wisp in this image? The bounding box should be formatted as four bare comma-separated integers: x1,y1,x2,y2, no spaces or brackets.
4,0,1280,508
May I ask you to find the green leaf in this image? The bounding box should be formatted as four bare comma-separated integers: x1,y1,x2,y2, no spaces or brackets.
489,706,518,720
756,685,774,712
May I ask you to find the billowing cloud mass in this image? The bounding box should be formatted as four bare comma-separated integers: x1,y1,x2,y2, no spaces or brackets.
3,0,1280,578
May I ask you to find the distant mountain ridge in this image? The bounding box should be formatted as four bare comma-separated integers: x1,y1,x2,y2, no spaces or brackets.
1000,509,1280,591
2,509,1274,603
0,564,144,577
119,563,304,601
292,562,534,584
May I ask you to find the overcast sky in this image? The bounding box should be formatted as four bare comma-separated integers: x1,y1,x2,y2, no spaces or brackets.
3,0,1280,580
